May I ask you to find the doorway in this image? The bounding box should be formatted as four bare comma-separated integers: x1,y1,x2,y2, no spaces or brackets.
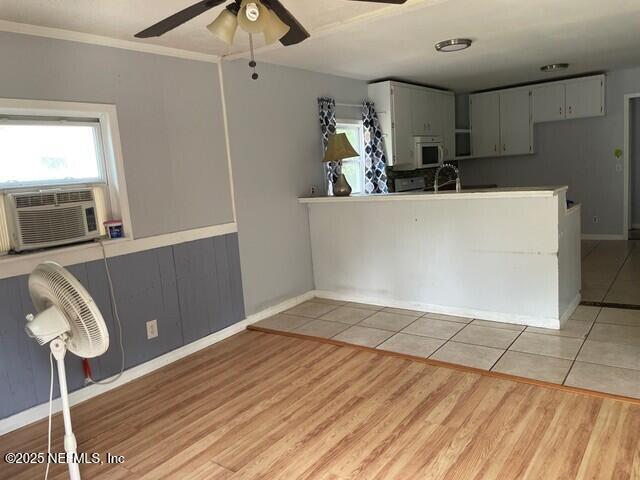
631,98,640,239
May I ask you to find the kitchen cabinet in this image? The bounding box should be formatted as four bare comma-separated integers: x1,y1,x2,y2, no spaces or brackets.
470,89,531,157
411,89,430,136
499,89,532,155
566,76,605,119
368,80,455,168
437,93,455,160
531,75,604,122
532,83,565,122
470,92,500,157
391,85,414,166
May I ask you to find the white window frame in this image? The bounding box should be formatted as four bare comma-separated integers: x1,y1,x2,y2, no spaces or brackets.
336,119,366,195
0,118,107,190
0,98,133,240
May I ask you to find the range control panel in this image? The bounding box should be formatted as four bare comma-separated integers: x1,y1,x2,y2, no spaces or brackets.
394,176,426,192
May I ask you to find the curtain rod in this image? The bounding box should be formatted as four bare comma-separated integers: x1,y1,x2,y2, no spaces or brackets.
335,102,363,108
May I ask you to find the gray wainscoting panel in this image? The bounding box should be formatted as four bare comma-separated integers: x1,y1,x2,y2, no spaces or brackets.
0,233,245,419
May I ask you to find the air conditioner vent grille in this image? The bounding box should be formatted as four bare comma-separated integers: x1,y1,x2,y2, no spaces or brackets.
15,194,56,209
56,190,93,204
18,206,86,244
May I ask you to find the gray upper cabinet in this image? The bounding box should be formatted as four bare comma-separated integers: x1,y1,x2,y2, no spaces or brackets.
499,89,532,156
532,83,565,122
565,76,605,119
470,92,501,158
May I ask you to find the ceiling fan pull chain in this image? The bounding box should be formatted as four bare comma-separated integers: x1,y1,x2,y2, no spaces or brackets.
248,33,259,80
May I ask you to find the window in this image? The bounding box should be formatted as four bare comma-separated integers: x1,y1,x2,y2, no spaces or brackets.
0,99,132,254
0,119,105,189
336,120,366,194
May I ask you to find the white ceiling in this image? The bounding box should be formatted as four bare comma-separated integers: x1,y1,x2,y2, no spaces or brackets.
2,0,640,91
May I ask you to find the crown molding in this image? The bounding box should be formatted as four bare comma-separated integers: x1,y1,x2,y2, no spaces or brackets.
0,20,220,64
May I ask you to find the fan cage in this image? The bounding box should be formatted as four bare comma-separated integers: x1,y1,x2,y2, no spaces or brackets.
29,262,108,358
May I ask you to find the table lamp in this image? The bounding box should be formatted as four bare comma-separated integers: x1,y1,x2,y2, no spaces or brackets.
323,133,359,196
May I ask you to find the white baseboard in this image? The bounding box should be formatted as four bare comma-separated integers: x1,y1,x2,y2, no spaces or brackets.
559,293,581,327
0,291,313,436
313,290,563,330
581,234,626,240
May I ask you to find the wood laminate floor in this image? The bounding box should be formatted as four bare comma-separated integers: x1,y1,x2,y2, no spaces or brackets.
1,330,639,479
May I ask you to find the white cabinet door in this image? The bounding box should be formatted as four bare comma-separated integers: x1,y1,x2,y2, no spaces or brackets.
391,85,414,166
436,93,455,160
499,89,532,156
427,91,446,137
410,89,429,136
532,84,565,122
470,93,500,158
566,77,604,119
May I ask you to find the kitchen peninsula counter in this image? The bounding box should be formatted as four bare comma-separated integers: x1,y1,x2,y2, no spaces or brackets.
300,186,581,329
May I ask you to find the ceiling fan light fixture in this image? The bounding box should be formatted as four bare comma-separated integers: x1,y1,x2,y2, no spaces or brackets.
263,8,291,45
540,63,569,72
435,38,472,52
206,6,239,46
237,0,271,34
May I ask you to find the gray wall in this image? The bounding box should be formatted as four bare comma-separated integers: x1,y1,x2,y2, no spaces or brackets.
0,234,244,419
221,60,368,314
0,31,234,238
461,67,640,236
632,98,640,227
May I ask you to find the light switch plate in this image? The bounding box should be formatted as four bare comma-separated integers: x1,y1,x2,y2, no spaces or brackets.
146,319,158,339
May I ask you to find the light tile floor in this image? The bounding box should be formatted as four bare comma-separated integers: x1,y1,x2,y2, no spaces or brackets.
582,239,640,304
254,299,640,399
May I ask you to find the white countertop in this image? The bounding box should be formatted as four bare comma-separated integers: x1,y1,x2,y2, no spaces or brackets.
299,186,569,204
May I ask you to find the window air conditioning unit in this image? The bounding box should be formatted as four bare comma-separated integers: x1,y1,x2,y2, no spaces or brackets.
5,188,100,252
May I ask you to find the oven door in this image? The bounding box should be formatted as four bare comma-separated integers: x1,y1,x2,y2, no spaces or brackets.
416,142,444,168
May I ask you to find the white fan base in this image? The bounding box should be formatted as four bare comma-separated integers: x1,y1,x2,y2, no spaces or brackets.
51,339,82,480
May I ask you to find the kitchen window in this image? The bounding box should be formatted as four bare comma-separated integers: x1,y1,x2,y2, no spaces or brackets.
336,120,365,195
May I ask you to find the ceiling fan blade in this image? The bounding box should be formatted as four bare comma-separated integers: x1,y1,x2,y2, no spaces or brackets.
135,0,226,38
262,0,310,46
345,0,407,3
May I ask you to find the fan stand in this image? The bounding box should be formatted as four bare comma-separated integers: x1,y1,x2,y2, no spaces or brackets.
50,338,82,480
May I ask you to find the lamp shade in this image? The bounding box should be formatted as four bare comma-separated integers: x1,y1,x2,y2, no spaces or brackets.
323,133,359,163
207,9,238,45
263,9,290,45
237,0,271,34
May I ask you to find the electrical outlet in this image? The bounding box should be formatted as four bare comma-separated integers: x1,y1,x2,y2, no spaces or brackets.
310,185,318,196
593,216,599,224
616,164,623,173
146,319,158,340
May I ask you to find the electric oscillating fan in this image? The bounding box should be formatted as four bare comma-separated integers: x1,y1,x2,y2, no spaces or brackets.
25,261,110,480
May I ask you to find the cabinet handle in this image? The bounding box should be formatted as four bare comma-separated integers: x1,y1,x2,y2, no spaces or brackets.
559,107,562,115
494,144,497,152
503,144,506,152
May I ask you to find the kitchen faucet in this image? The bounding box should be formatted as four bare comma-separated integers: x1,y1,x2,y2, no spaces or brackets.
434,163,461,193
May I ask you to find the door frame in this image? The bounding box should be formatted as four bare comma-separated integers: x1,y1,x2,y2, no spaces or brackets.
624,93,640,239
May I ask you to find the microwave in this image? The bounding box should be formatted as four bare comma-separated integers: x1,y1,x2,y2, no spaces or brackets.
413,136,444,168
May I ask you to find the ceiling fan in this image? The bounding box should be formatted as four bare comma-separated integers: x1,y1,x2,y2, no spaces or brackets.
135,0,407,79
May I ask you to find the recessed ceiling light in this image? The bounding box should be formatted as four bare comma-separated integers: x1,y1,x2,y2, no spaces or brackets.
435,38,472,52
540,63,569,72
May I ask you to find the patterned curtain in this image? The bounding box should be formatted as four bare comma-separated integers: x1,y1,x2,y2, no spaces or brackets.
318,97,337,195
362,102,389,194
